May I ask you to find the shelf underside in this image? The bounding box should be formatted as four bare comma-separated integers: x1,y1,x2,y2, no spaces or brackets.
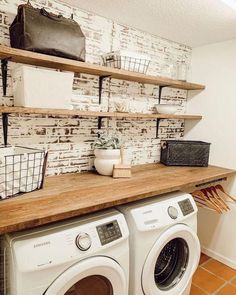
0,106,202,120
0,45,205,91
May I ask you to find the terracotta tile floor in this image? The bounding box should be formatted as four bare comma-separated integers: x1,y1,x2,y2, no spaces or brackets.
191,254,236,295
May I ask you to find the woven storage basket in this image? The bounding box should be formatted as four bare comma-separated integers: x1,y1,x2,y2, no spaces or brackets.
160,140,210,167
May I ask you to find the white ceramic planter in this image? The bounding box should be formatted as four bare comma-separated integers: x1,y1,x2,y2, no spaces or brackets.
94,149,121,176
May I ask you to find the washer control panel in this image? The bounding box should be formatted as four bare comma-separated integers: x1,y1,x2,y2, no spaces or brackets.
96,220,122,245
178,198,194,216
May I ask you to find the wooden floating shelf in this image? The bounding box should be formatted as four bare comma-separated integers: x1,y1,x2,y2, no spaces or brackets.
0,45,205,91
0,106,202,120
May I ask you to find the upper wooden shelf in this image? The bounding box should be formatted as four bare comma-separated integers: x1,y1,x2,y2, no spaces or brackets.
0,106,202,120
0,163,234,234
0,45,205,91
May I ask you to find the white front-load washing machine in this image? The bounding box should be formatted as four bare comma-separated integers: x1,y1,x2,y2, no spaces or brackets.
118,191,200,295
3,209,129,295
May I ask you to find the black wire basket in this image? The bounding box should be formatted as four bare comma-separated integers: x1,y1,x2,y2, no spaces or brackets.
102,51,150,74
0,146,48,200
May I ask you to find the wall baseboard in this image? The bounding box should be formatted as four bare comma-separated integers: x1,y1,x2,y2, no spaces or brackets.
201,246,236,270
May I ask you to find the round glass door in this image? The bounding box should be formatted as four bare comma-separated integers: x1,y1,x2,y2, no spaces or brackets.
142,224,200,295
154,238,189,290
65,275,113,295
44,256,126,295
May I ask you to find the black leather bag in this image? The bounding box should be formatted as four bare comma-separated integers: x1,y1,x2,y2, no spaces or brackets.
9,2,86,61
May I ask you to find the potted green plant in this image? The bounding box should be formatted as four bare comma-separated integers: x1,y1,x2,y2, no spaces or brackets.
94,136,121,176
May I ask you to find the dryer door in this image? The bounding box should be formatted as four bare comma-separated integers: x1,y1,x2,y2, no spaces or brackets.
142,224,200,295
44,256,127,295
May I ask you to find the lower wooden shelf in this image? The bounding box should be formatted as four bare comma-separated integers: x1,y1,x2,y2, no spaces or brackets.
0,106,202,120
0,163,235,234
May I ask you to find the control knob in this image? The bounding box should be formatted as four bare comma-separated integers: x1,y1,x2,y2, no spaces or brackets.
76,233,92,251
168,206,178,219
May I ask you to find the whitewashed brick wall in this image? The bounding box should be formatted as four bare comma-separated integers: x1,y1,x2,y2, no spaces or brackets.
0,0,191,176
0,0,192,292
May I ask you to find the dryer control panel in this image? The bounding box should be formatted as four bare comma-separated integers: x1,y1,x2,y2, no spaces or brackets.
178,198,194,216
97,220,122,245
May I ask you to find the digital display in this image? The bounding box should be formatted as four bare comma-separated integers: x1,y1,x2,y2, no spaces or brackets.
97,220,122,245
178,199,194,216
106,222,114,229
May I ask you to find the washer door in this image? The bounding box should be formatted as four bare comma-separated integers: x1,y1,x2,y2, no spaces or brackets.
44,256,127,295
142,224,200,295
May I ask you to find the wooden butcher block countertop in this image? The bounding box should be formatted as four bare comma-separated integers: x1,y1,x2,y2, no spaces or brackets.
0,163,235,234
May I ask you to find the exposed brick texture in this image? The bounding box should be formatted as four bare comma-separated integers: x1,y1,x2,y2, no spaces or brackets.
0,1,191,293
0,0,191,175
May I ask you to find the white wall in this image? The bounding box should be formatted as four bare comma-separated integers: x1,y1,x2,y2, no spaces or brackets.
185,39,236,268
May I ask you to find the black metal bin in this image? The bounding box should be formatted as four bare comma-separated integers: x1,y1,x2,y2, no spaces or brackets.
160,140,211,167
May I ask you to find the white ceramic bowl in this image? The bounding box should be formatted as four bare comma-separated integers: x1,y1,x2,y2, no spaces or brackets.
154,104,178,114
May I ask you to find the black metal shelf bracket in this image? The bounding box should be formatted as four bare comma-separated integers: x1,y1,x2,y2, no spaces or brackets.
97,116,106,138
1,59,9,96
156,118,161,139
97,117,104,130
2,113,9,146
155,85,170,138
98,75,111,104
157,85,170,104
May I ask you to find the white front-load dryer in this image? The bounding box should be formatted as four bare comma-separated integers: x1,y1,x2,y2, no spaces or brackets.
117,191,200,295
3,209,129,295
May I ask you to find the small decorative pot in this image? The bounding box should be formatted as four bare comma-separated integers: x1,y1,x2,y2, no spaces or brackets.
94,149,121,176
